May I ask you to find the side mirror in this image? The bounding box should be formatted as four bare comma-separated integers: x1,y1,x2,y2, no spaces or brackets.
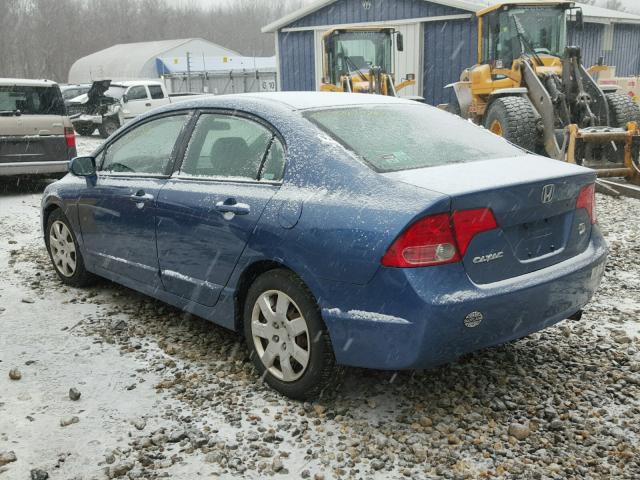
122,94,128,103
69,156,96,177
396,32,404,52
575,9,584,31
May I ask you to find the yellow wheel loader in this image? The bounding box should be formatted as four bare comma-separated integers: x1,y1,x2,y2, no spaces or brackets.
320,27,416,96
445,1,640,185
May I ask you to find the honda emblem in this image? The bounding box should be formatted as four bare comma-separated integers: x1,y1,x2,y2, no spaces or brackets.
541,184,555,204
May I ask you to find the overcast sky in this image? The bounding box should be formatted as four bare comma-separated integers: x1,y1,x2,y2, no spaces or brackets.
166,0,639,14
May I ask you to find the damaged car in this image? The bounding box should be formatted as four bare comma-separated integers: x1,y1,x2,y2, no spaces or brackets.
66,80,124,138
67,79,199,138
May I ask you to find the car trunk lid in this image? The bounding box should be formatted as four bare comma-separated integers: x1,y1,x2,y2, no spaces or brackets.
383,155,597,283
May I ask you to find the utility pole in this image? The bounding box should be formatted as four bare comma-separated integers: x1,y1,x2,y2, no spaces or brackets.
186,51,192,93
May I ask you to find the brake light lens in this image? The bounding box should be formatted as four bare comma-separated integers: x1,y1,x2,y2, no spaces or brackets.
381,208,498,268
452,208,498,256
576,184,596,224
65,127,76,148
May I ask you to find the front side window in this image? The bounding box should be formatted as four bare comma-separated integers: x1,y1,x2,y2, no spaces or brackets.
101,114,187,175
0,86,65,115
483,7,567,68
305,104,525,173
149,85,165,99
181,113,279,180
126,86,148,101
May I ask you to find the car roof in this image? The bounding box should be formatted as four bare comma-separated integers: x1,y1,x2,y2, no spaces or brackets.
0,78,58,87
184,91,418,111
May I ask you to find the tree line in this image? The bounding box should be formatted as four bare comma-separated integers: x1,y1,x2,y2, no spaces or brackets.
0,0,304,83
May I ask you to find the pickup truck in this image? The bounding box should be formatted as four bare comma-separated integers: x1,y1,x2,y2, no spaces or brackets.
67,80,205,138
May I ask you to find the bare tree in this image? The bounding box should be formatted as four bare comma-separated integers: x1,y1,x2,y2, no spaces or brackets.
0,0,305,81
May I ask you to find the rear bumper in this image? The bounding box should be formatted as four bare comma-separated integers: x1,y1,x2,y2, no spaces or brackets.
319,227,608,370
0,161,69,176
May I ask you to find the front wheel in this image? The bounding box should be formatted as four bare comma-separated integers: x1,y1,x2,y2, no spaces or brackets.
45,209,95,287
483,96,538,152
243,269,341,400
98,117,119,138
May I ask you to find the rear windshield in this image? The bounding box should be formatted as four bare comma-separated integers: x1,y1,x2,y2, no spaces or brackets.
0,85,65,116
304,104,525,172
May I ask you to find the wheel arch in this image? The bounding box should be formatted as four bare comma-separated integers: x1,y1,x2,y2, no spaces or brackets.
233,260,315,334
42,200,63,233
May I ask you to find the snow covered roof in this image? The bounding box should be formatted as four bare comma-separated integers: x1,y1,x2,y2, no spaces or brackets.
262,0,640,32
238,91,415,110
68,38,240,83
0,78,59,87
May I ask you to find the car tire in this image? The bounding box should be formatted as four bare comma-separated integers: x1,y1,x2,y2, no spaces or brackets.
243,269,342,400
484,96,538,152
98,117,119,138
45,209,95,287
74,125,95,136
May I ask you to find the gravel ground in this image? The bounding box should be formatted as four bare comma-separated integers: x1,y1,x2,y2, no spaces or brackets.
0,140,639,479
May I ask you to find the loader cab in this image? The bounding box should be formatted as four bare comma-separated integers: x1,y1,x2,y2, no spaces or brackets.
322,28,399,87
479,4,569,70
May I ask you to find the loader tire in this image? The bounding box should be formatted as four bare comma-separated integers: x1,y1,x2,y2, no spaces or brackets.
604,93,640,164
606,93,640,127
484,97,538,152
447,95,461,116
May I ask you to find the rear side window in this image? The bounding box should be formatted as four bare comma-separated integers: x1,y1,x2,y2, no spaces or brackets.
304,104,525,172
101,114,187,175
181,113,278,180
127,86,148,101
0,85,65,115
149,85,165,99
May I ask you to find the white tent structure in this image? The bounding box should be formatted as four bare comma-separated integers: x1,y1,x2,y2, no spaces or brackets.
68,38,239,83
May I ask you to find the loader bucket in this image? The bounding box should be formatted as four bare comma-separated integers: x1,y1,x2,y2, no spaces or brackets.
565,122,640,186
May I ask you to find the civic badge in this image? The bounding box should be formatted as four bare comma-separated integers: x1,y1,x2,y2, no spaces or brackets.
541,184,555,204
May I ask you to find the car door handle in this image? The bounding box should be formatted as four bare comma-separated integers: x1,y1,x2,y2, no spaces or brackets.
129,191,154,203
215,200,250,215
145,103,152,107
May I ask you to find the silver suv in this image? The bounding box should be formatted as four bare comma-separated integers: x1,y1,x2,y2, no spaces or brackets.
0,78,77,176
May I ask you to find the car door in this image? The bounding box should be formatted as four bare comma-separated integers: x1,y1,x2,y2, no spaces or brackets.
77,112,190,286
156,111,286,306
122,85,151,120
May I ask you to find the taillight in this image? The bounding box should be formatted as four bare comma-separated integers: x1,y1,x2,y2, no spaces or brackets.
452,208,498,256
65,127,76,148
576,184,596,224
381,208,498,268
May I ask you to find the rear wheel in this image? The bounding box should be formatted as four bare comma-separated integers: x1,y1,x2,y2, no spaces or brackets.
605,93,640,164
606,92,640,127
74,124,95,136
98,117,119,138
243,269,341,400
484,96,538,152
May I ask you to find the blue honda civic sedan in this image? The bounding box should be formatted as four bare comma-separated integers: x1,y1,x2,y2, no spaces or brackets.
41,92,607,399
